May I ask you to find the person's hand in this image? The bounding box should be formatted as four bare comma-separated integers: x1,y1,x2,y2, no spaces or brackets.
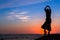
44,5,51,13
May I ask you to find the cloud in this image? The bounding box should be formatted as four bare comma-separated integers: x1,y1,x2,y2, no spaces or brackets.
19,12,28,14
16,15,30,20
6,11,31,22
7,16,14,20
0,0,51,8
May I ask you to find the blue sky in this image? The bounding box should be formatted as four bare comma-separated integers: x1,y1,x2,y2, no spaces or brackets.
0,0,60,34
0,0,60,23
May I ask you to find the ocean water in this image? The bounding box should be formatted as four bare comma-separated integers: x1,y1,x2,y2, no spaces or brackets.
0,34,43,40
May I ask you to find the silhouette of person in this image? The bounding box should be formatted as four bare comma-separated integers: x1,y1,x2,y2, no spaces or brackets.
41,5,52,35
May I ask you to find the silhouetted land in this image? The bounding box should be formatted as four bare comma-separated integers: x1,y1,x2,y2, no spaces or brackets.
35,34,60,40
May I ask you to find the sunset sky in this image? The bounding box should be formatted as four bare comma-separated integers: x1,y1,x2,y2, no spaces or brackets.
0,0,60,34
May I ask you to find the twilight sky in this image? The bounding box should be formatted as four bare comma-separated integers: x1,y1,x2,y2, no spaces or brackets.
0,0,60,34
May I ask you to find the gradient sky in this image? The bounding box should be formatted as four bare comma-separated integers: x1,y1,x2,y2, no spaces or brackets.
0,0,60,34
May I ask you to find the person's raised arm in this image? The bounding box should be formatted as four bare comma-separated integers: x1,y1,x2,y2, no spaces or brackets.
44,5,51,13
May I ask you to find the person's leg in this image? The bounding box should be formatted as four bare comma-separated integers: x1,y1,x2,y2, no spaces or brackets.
48,30,50,35
44,29,47,35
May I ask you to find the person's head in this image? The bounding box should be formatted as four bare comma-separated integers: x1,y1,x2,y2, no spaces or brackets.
45,5,50,10
44,5,51,13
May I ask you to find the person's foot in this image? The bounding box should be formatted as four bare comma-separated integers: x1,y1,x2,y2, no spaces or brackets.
47,31,50,36
44,33,47,36
48,31,50,35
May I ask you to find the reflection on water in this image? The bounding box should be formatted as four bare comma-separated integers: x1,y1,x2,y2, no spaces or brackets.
0,34,43,40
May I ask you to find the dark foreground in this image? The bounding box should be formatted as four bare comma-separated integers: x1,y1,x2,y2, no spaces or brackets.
0,34,42,40
35,34,60,40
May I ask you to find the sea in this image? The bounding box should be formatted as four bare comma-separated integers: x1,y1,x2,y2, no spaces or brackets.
0,34,43,40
